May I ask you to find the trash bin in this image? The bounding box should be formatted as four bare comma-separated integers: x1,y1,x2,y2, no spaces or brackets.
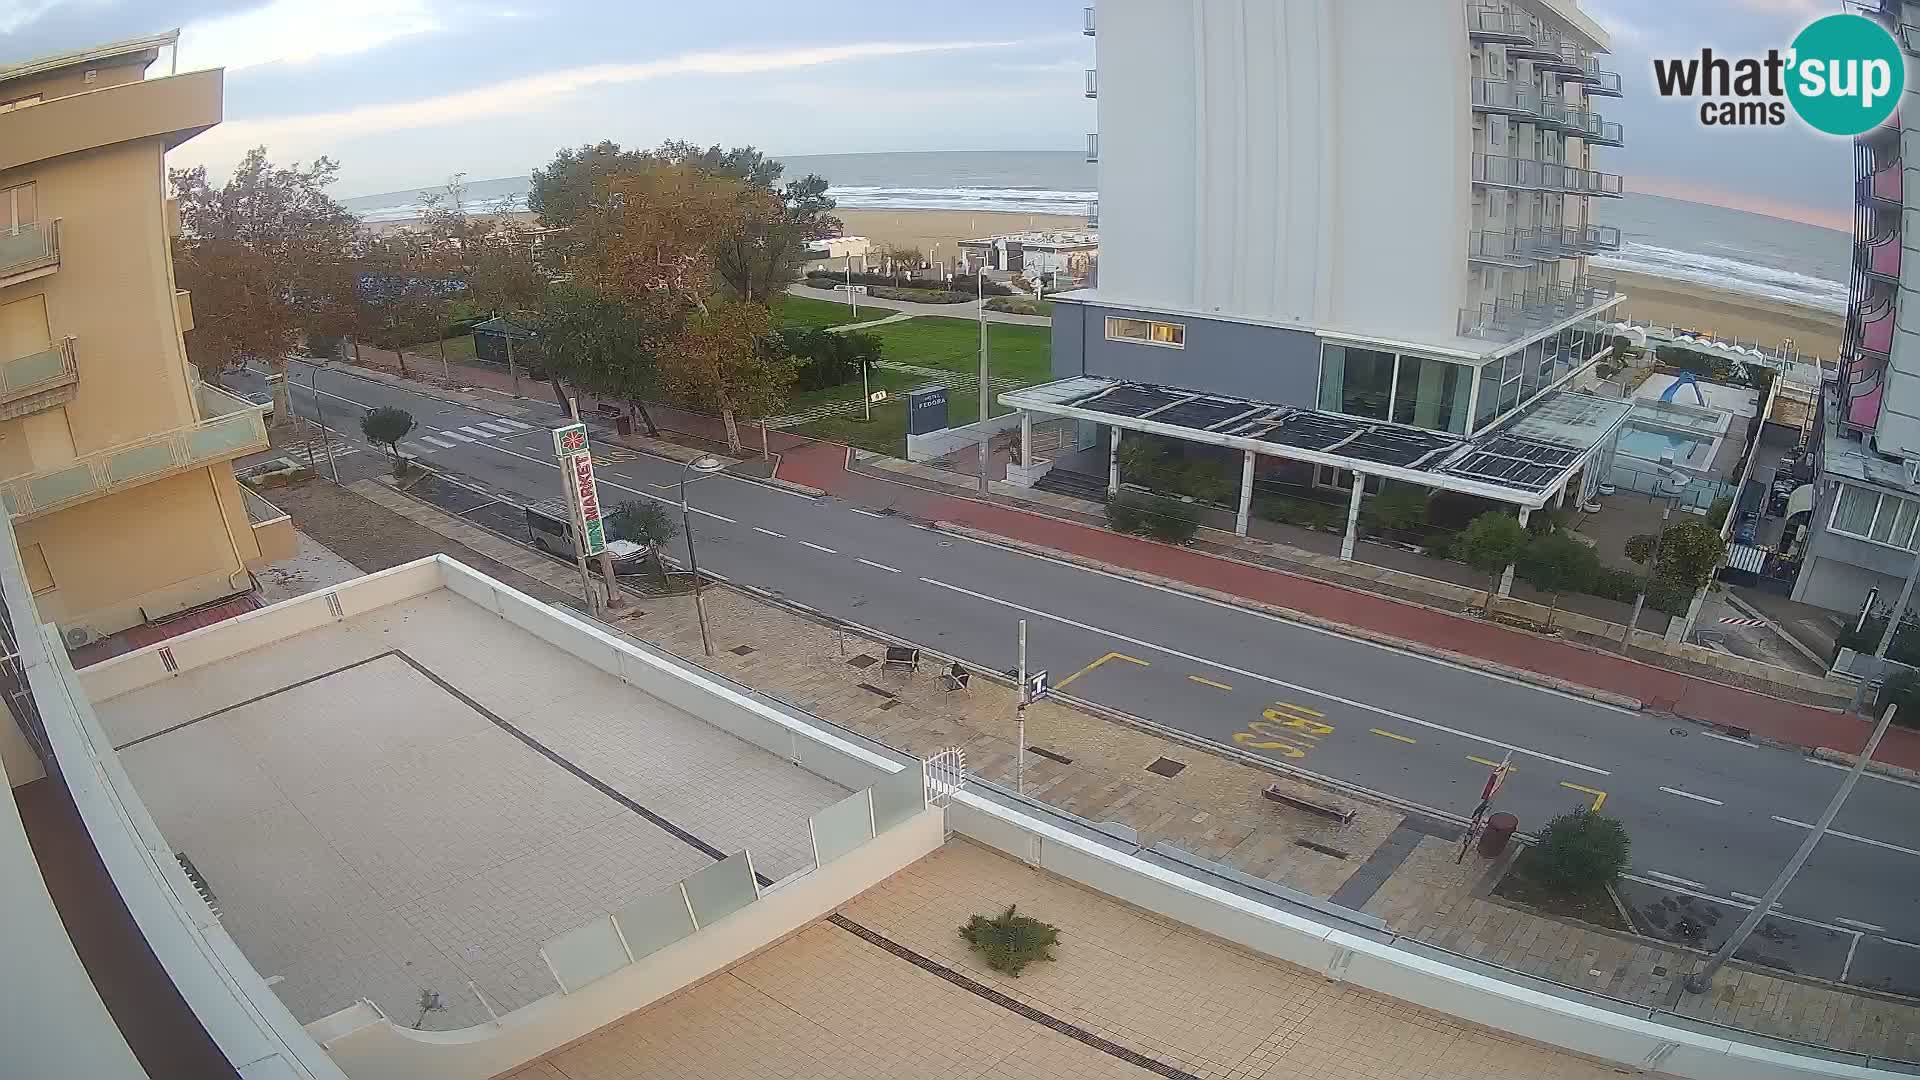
615,414,633,437
1478,812,1518,857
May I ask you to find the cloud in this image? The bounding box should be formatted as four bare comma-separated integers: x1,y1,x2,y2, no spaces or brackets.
0,0,70,36
1632,175,1851,232
184,38,1026,167
177,0,447,71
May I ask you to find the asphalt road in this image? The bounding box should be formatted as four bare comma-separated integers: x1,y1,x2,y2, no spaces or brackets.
233,360,1920,990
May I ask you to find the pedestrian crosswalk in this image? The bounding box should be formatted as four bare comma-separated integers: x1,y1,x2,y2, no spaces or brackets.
399,416,535,457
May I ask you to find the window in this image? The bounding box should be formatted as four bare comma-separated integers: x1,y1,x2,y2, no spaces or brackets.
1392,354,1471,434
1830,484,1920,550
1318,344,1394,421
0,95,41,114
2,182,36,233
20,543,52,595
1105,316,1184,348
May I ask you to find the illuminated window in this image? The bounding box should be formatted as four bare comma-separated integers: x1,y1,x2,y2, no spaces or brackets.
1105,317,1184,348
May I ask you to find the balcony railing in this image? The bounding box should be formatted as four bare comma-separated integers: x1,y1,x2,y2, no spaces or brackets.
0,337,78,419
1086,201,1099,229
1471,79,1542,119
1084,5,1095,35
1537,39,1595,75
1563,108,1625,146
1459,276,1620,341
0,219,59,286
1468,230,1533,268
1577,224,1623,252
1585,69,1624,97
1515,226,1578,260
1475,154,1621,197
1085,69,1097,98
0,383,269,521
1086,132,1099,163
1466,4,1534,44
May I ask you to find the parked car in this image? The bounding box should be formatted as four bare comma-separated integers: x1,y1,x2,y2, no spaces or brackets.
525,505,648,573
1734,512,1759,546
243,391,274,424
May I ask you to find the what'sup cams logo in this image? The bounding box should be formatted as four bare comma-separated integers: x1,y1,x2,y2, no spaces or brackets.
1652,13,1905,136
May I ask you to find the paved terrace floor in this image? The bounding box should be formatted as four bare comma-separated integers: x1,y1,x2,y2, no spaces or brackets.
507,841,1634,1080
89,590,850,1030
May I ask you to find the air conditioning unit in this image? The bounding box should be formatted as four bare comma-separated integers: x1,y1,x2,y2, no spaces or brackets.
62,626,93,649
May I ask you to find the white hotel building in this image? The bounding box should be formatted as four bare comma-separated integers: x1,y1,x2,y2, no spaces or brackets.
1009,0,1636,558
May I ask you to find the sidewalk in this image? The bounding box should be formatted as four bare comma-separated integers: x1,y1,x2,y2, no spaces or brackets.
279,475,1920,1062
309,353,1919,769
785,282,1052,325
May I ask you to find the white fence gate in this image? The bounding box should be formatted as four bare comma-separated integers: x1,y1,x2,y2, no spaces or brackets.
924,747,967,806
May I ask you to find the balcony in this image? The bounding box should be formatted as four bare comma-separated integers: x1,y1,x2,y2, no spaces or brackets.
1084,5,1095,35
1536,40,1594,76
1474,153,1550,190
1515,225,1578,260
0,220,60,289
243,487,295,567
0,383,269,521
1085,68,1097,99
1468,230,1533,268
0,337,78,420
1505,22,1560,60
1861,159,1902,206
1086,132,1099,163
1557,163,1625,198
1471,79,1542,119
1466,4,1534,44
1086,201,1099,229
1458,276,1620,342
1859,234,1901,282
1576,223,1622,252
1564,108,1625,146
1585,69,1624,97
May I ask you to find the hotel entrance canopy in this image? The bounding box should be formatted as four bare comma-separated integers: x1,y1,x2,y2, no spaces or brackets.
999,377,1634,509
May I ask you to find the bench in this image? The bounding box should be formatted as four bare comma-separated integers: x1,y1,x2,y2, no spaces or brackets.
882,645,920,673
941,663,972,696
595,402,625,418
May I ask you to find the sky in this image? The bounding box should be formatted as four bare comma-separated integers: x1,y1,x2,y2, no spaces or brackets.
0,0,1863,231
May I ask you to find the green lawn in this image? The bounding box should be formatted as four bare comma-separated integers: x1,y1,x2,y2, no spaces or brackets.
780,367,921,413
793,385,1014,457
773,294,869,331
861,317,1053,386
405,334,477,363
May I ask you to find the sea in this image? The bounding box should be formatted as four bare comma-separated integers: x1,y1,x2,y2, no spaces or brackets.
341,149,1852,314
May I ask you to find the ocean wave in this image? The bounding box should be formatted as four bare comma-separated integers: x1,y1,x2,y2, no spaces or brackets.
826,185,1097,216
1592,241,1848,314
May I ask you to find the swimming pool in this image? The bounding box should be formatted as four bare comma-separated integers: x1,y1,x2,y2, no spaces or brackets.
1616,425,1716,469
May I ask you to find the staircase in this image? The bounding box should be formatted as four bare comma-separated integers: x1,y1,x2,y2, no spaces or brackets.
1035,468,1109,502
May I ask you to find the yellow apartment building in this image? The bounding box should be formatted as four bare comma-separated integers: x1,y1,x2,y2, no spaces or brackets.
0,33,289,649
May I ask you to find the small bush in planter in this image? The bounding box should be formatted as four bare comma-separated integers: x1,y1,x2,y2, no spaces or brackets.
1106,491,1201,544
959,904,1059,975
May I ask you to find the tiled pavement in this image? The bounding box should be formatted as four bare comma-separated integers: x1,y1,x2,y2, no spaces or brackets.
508,842,1628,1080
298,477,1920,1061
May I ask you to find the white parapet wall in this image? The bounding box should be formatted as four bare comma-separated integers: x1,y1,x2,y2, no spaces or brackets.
71,554,1912,1080
905,410,1024,463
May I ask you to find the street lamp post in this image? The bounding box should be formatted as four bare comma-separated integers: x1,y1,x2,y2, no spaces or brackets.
1851,545,1920,713
680,455,725,656
311,361,338,482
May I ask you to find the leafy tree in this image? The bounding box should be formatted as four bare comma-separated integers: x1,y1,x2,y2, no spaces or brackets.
1521,532,1594,629
1454,511,1528,614
360,406,415,469
607,500,679,582
351,240,446,378
959,905,1059,976
528,141,655,232
1626,519,1726,591
536,283,667,434
413,177,545,317
780,327,880,392
1524,809,1630,895
171,147,359,416
662,299,797,453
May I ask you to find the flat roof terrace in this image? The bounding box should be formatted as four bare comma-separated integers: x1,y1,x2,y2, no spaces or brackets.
89,588,849,1030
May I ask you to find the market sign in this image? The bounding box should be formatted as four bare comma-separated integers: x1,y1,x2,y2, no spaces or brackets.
551,422,606,556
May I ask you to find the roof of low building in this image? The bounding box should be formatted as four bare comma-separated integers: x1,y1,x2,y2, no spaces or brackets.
0,31,179,88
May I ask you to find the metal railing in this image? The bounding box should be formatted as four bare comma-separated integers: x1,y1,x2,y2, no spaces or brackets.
1586,69,1624,96
1470,78,1542,117
1466,3,1534,42
1083,5,1095,35
1085,68,1097,98
1086,201,1099,228
1085,132,1099,163
0,382,269,520
1468,230,1531,267
1459,276,1620,341
0,219,59,280
0,337,76,406
1475,154,1621,197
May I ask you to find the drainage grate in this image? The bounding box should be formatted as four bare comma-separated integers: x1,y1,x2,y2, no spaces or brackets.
846,654,878,669
730,645,755,656
1145,757,1187,778
1295,839,1351,860
857,682,897,699
1027,746,1073,765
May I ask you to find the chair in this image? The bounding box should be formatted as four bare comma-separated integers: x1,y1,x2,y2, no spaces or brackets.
941,663,972,696
882,645,921,673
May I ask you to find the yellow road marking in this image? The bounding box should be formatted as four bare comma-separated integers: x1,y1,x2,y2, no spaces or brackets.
1467,754,1508,769
1054,651,1150,691
1267,701,1326,718
1561,782,1608,811
1370,728,1416,744
1233,732,1307,757
1261,708,1333,737
1188,674,1233,691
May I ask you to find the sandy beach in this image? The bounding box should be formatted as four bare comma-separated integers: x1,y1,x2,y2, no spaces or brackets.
834,208,1090,258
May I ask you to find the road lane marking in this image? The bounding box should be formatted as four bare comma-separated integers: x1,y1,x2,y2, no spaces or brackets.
441,430,477,442
478,421,518,434
477,441,738,521
1836,917,1889,932
857,558,902,573
1701,732,1756,748
1807,757,1920,790
1188,675,1233,691
931,527,1640,716
1262,706,1334,736
1882,937,1920,949
917,576,1611,776
1729,891,1774,906
1659,786,1724,806
1643,870,1706,889
498,418,534,430
1772,816,1920,857
458,425,496,438
849,508,888,519
1054,651,1150,691
753,527,786,538
422,436,457,448
798,541,838,554
1467,755,1508,769
1560,782,1607,811
1370,728,1417,744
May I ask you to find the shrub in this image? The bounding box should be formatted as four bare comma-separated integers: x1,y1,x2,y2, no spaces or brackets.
1523,809,1630,895
779,327,882,393
805,269,1012,296
867,286,971,304
1453,512,1529,614
1362,482,1430,536
1254,494,1342,531
1106,491,1201,544
984,296,1052,316
1706,495,1734,531
607,500,679,580
360,406,415,463
959,905,1059,975
1520,532,1596,627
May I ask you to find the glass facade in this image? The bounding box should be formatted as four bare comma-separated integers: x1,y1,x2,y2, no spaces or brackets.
1319,344,1472,435
1319,345,1395,420
1391,354,1471,434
